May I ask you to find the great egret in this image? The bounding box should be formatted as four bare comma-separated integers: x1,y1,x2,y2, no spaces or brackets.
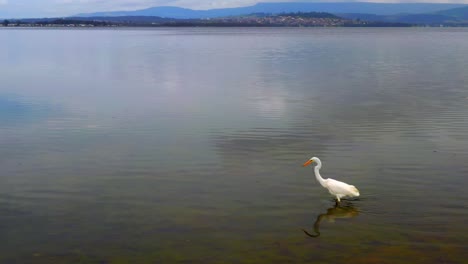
303,157,360,203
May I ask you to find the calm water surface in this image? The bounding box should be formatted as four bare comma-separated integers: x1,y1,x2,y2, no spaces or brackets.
0,28,467,263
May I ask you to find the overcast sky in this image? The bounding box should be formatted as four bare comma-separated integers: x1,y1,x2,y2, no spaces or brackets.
1,0,468,18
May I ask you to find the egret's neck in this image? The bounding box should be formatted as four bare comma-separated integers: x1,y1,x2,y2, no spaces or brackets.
314,160,327,187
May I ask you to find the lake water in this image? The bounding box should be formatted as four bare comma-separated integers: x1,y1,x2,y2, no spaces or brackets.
1,27,467,263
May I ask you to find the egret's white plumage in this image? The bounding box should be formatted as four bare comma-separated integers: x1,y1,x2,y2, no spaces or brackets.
303,157,359,202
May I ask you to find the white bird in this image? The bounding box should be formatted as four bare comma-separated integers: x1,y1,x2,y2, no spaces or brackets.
303,157,360,203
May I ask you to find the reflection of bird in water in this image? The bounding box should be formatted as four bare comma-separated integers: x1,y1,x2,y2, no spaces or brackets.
302,203,359,237
303,157,360,204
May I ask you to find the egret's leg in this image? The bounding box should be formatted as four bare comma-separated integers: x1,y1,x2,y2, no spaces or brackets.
336,196,341,203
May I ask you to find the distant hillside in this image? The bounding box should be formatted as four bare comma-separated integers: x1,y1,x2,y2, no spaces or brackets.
437,6,468,20
76,2,467,19
340,13,456,25
341,4,468,26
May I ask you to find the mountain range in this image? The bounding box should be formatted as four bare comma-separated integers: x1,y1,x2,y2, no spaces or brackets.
76,2,467,19
5,2,468,26
72,2,468,26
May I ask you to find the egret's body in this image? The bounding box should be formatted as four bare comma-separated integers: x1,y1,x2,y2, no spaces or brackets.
303,157,359,202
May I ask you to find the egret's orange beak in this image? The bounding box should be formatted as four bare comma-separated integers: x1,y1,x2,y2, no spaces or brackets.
303,160,314,167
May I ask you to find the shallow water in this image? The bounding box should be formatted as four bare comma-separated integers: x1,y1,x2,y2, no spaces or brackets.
1,27,467,263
